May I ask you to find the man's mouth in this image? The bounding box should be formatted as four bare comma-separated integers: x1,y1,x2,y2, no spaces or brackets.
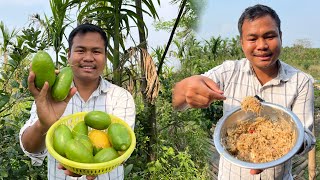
254,53,272,60
79,64,96,69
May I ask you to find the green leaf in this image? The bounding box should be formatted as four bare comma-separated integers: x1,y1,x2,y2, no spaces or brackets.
0,72,8,80
8,59,17,68
21,76,28,88
10,80,20,88
124,164,133,177
0,170,8,177
0,93,10,109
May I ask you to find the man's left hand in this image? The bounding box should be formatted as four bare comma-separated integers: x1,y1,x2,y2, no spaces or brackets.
250,169,263,175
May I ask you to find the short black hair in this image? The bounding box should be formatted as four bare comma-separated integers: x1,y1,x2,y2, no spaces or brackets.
238,4,281,37
68,23,108,51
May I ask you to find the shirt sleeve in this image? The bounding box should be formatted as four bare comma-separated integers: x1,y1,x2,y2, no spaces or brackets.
112,88,136,130
202,63,224,90
292,75,316,155
201,60,239,91
19,102,47,166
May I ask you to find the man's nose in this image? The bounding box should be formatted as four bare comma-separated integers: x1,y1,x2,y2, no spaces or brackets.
83,51,94,61
256,38,269,50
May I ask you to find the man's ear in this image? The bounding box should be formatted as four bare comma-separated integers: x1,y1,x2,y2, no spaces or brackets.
67,50,71,64
240,36,244,48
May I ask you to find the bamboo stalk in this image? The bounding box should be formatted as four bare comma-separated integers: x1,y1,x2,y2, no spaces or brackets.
308,124,316,180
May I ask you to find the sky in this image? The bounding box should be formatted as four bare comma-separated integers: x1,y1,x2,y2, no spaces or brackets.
0,0,320,50
197,0,320,48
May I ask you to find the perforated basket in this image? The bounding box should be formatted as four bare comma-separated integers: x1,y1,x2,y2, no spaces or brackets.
45,112,136,176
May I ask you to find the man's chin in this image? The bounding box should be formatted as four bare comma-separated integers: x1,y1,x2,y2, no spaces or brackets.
77,75,100,82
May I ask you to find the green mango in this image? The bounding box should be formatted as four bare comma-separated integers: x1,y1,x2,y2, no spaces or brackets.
31,50,56,89
51,67,73,101
65,139,94,163
107,123,131,151
93,146,103,155
72,121,88,138
93,147,119,163
74,135,93,155
53,124,73,157
84,111,111,130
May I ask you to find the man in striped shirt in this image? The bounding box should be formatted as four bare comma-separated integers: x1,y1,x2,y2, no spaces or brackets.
172,4,315,180
19,24,135,179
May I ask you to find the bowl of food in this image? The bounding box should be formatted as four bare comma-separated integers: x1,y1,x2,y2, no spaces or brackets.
213,98,304,169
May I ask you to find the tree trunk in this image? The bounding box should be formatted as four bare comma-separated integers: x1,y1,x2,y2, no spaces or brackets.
55,50,59,67
3,51,8,70
135,0,157,162
113,1,121,86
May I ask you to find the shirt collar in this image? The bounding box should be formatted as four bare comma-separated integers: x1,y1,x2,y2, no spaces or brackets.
242,58,290,83
71,76,112,97
98,76,112,93
277,61,290,82
93,76,112,96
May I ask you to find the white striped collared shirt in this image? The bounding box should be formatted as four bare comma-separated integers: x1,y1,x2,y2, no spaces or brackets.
19,77,136,180
203,58,315,180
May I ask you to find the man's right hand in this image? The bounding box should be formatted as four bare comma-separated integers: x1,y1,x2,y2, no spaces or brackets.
172,75,225,110
21,70,77,153
28,70,77,131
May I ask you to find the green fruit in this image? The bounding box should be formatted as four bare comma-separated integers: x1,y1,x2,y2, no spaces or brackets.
53,124,73,157
93,147,119,163
51,67,73,101
74,135,93,155
72,121,88,138
31,50,56,89
107,123,131,151
65,139,94,163
84,111,111,130
93,146,103,155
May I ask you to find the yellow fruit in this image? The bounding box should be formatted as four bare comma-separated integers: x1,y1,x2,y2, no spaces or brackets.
88,130,111,150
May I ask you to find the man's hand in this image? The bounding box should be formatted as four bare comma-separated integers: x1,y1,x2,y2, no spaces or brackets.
172,75,225,110
28,70,77,130
58,164,96,180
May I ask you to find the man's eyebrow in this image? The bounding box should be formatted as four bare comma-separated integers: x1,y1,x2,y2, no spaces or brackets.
245,30,278,37
73,45,85,49
73,46,104,50
246,33,257,37
264,31,278,35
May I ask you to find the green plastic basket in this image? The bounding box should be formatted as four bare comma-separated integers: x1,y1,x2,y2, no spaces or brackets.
46,112,136,176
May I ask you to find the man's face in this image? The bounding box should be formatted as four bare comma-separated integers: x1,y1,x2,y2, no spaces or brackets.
240,15,282,70
68,32,106,83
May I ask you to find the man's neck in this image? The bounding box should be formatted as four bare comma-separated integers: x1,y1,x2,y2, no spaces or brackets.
74,78,100,102
252,61,279,85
